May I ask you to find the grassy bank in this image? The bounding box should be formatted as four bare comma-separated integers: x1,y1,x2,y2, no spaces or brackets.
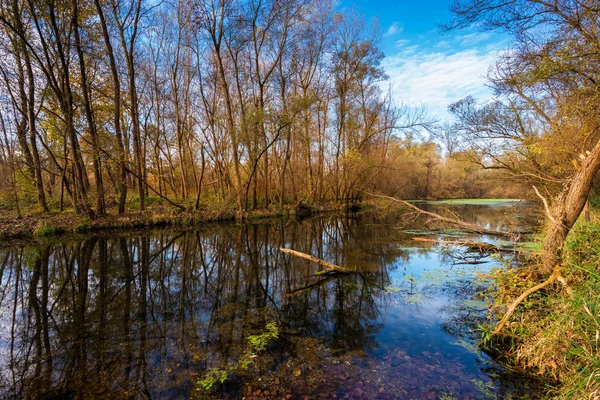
0,197,361,241
484,201,600,399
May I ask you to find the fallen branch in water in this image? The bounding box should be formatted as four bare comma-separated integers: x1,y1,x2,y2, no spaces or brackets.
367,192,515,238
411,237,513,253
493,264,562,335
279,248,355,275
453,260,489,265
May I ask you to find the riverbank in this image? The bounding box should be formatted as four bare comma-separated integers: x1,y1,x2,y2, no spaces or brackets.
0,200,360,241
0,195,528,241
485,199,600,399
0,196,525,241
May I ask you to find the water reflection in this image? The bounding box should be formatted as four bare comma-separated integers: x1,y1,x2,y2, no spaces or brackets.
0,207,539,399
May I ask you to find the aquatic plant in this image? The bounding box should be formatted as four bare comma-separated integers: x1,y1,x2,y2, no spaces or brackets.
247,321,279,353
471,379,496,399
196,322,279,391
197,368,228,391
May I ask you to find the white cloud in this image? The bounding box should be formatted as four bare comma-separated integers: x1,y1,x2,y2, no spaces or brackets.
394,39,410,48
382,41,503,121
434,40,451,49
396,44,420,56
454,32,492,47
385,22,403,37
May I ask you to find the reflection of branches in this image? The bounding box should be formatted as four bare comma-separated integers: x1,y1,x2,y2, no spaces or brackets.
0,212,402,397
285,276,336,296
441,246,490,266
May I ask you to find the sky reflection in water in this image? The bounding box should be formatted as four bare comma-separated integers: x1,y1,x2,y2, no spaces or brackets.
0,204,541,399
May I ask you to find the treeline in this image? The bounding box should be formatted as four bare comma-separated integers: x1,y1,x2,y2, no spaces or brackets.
0,0,434,217
374,141,525,200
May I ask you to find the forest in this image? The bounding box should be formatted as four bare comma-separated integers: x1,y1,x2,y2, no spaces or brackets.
1,0,600,398
0,0,523,222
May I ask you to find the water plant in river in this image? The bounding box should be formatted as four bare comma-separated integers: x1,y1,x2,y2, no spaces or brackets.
471,378,497,400
197,368,228,391
196,322,279,392
247,321,279,354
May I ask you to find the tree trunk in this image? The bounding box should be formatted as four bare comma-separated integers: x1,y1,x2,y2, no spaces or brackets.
112,0,144,211
212,35,244,212
94,0,127,214
46,0,94,218
129,62,145,211
11,0,48,212
541,142,600,274
72,0,105,215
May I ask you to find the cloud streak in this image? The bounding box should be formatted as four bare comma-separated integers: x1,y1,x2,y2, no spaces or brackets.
383,40,504,121
385,22,403,37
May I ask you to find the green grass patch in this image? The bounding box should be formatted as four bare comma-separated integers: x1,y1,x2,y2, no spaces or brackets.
73,221,91,233
517,241,543,252
0,199,17,210
33,223,59,237
486,213,600,399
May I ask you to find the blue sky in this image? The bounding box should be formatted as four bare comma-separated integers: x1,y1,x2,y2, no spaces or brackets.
339,0,510,121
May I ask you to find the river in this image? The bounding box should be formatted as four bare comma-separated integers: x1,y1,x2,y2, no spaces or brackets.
0,202,542,399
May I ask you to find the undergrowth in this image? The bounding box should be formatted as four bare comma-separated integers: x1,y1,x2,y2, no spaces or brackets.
483,208,600,399
33,223,60,237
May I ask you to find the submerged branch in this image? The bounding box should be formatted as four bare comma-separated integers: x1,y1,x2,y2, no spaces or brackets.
411,237,513,253
284,276,336,296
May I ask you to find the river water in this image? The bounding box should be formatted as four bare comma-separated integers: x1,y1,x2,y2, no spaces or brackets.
0,203,541,399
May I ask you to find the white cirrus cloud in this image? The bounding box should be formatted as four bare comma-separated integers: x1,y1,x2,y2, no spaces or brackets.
394,39,410,48
382,41,505,121
454,32,492,47
385,22,403,37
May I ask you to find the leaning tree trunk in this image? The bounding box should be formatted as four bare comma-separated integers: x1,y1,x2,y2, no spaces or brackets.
541,142,600,274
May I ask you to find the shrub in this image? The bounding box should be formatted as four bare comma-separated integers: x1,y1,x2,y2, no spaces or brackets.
74,221,91,233
34,224,58,237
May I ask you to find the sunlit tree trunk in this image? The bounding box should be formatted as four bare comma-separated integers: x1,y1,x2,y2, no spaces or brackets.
541,144,600,274
72,0,105,215
112,0,145,211
94,0,127,214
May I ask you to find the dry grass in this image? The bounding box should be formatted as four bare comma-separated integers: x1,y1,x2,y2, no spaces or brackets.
487,209,600,399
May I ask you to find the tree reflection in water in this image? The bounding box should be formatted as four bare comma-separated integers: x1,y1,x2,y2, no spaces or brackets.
0,208,540,399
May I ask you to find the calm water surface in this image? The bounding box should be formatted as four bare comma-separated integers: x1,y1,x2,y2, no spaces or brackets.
0,204,541,399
